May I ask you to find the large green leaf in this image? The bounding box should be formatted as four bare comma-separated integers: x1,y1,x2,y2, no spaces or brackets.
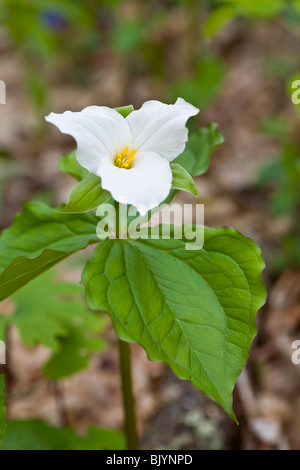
0,376,5,447
174,123,224,176
0,420,125,450
82,226,266,419
59,173,112,214
0,202,98,301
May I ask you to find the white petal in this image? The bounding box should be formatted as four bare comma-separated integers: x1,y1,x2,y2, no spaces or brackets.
126,98,199,161
97,151,173,216
46,106,132,173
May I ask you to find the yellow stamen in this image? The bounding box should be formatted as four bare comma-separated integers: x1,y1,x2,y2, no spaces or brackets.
121,146,129,157
114,153,122,166
127,149,135,160
114,146,136,169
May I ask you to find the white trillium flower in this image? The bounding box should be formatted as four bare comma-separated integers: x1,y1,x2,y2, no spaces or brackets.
46,98,199,216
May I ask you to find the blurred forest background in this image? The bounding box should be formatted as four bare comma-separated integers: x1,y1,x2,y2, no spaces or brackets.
1,0,300,450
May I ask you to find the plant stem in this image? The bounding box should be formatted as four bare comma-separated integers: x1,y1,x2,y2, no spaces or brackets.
118,339,139,450
115,201,120,239
115,202,139,450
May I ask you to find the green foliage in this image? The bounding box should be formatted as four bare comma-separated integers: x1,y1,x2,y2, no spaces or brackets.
25,72,49,113
169,56,225,109
0,270,108,379
59,173,112,214
258,144,300,217
0,118,223,302
203,0,297,38
0,103,265,424
174,123,224,176
0,0,270,446
259,116,290,141
203,5,237,37
257,123,300,269
0,0,97,60
112,20,146,54
0,377,5,448
171,163,198,196
291,0,300,15
44,307,107,379
255,70,300,270
82,226,266,419
0,420,125,450
114,105,135,118
0,95,265,428
225,0,285,18
59,151,89,182
0,0,103,111
0,202,98,301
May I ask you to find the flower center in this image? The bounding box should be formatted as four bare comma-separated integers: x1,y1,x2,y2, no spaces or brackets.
114,146,136,169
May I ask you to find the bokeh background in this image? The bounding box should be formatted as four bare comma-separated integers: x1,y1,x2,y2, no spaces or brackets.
1,0,300,450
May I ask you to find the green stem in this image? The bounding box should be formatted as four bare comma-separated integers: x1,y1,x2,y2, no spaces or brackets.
115,202,139,450
115,202,120,239
118,339,139,450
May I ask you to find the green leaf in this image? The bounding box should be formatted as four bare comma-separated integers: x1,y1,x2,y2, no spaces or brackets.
259,116,289,141
170,163,197,196
174,124,224,176
114,104,134,118
256,159,283,187
73,426,126,451
214,0,285,18
0,202,98,301
0,376,5,447
82,227,266,419
203,6,236,38
258,144,300,218
42,284,108,378
0,420,125,450
0,270,107,379
0,272,66,351
0,251,75,304
59,173,112,214
43,311,106,379
237,0,284,18
59,151,89,182
0,270,108,380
